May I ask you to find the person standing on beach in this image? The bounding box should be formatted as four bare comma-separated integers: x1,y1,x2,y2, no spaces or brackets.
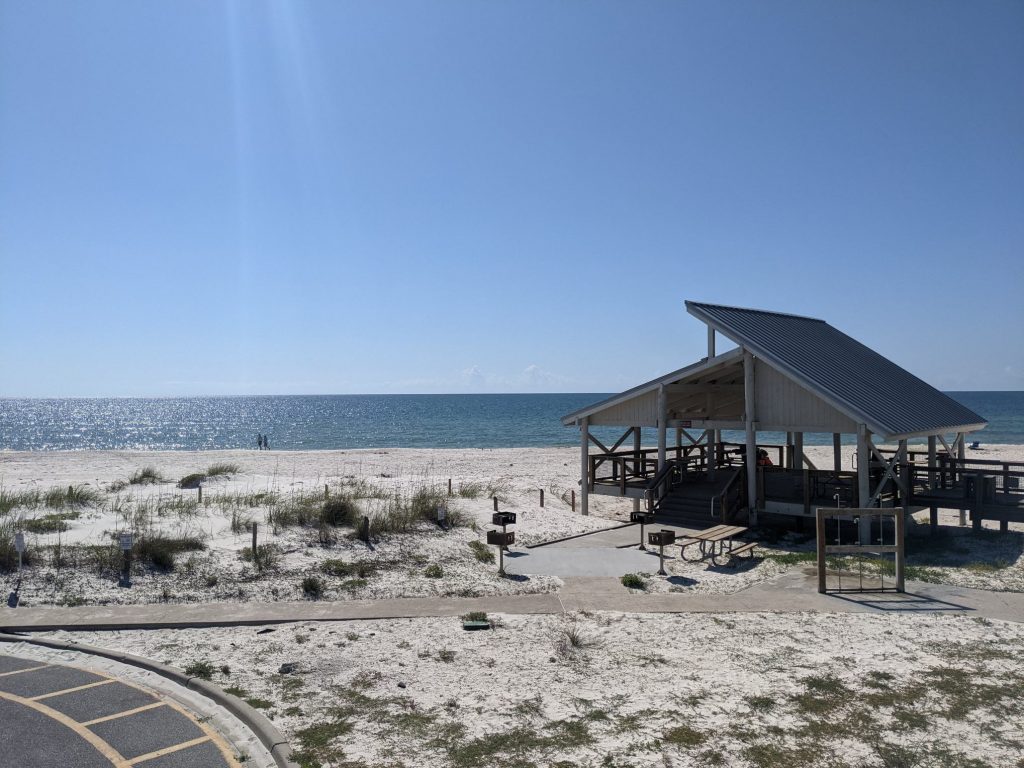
256,433,263,450
263,435,270,450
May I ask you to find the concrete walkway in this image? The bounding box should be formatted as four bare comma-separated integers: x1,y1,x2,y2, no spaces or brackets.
2,568,1024,630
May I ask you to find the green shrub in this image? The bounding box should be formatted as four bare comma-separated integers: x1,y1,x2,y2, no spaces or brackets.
184,660,215,680
321,497,358,527
240,544,281,571
206,462,240,477
302,575,324,599
178,473,206,489
321,558,351,577
462,611,488,623
0,488,42,515
424,563,443,578
136,534,206,571
24,511,80,534
468,539,494,564
129,467,165,485
621,573,646,590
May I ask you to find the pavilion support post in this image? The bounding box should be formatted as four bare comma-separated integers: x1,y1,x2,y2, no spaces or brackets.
927,435,937,490
707,326,715,358
857,424,872,543
786,432,794,468
707,427,717,480
898,439,909,507
657,384,667,471
743,351,758,525
833,433,842,472
580,417,590,516
633,426,641,481
794,432,804,471
957,433,966,526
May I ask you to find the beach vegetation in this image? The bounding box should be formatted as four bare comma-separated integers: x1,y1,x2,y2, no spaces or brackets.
184,659,215,680
620,573,646,590
240,543,281,571
23,511,80,534
424,563,443,578
136,533,206,571
301,575,324,599
467,539,494,563
230,510,253,534
44,484,103,509
0,517,32,571
0,488,42,515
129,467,166,485
177,473,206,489
456,481,484,498
663,724,706,748
206,462,240,477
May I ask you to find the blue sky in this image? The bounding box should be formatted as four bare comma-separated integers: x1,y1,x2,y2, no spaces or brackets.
1,1,1021,397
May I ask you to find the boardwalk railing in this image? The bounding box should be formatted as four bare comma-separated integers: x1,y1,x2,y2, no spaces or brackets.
589,446,707,493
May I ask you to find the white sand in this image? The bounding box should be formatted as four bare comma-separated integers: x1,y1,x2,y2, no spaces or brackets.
2,445,1022,605
45,611,1024,767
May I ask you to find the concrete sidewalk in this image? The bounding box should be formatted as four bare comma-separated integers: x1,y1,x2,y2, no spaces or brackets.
2,569,1023,631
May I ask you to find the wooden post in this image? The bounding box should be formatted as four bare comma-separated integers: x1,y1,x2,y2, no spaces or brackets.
361,515,370,541
928,436,937,490
325,484,329,499
794,432,804,471
657,384,667,471
894,507,905,592
743,351,757,525
198,486,202,504
802,469,811,516
973,473,983,531
448,478,452,497
493,496,498,512
707,325,715,358
580,417,590,516
815,507,827,594
633,426,642,480
898,440,910,506
252,523,258,568
833,433,842,472
929,505,938,533
571,490,576,512
856,424,871,543
539,489,544,508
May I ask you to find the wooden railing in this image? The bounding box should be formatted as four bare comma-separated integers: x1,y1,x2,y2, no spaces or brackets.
644,460,684,513
711,467,745,520
589,445,707,493
759,467,862,511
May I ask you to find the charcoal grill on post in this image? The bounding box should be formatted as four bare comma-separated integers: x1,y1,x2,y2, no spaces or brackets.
647,529,676,575
487,529,515,575
630,510,656,550
492,512,517,551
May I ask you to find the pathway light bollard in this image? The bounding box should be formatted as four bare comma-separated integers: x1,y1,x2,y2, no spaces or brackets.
487,529,515,577
118,532,133,587
630,510,656,551
648,529,676,576
492,512,516,551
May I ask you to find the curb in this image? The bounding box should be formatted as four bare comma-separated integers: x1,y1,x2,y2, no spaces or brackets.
0,632,300,768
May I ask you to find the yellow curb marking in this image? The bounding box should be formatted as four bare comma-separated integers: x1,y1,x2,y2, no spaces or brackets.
31,678,116,700
81,701,166,727
0,689,130,767
128,735,211,766
0,664,50,677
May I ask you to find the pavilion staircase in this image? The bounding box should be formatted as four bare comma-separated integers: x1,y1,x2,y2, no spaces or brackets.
652,469,748,528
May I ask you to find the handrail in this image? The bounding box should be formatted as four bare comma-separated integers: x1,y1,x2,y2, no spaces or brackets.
710,467,743,519
644,460,682,512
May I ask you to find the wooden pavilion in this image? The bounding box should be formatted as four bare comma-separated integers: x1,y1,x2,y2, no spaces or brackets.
562,301,1023,537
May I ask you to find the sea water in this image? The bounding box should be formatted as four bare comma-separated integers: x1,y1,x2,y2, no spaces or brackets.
0,392,1020,451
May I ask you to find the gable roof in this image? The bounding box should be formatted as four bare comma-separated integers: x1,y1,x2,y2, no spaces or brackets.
560,347,744,426
685,301,987,439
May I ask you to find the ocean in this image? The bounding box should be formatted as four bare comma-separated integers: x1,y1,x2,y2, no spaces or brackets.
0,392,1021,451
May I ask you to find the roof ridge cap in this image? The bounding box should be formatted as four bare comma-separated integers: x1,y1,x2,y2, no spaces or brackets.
685,300,825,323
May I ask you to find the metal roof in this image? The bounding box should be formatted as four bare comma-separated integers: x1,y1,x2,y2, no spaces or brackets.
685,301,987,439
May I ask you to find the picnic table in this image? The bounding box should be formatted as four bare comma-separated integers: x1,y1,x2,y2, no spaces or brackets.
678,524,754,565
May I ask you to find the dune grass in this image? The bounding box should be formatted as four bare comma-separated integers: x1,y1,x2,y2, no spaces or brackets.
206,462,241,477
129,467,166,485
43,485,103,509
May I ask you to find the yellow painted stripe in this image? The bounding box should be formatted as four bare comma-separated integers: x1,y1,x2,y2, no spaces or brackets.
0,664,50,677
81,701,166,727
31,678,116,701
128,735,211,765
115,678,242,767
0,689,130,767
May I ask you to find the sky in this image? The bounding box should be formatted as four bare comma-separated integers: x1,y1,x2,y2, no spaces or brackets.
1,1,1022,397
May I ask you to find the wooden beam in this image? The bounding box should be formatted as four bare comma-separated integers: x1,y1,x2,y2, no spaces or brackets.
744,350,758,524
833,433,842,473
580,417,590,516
657,384,667,470
664,383,743,396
